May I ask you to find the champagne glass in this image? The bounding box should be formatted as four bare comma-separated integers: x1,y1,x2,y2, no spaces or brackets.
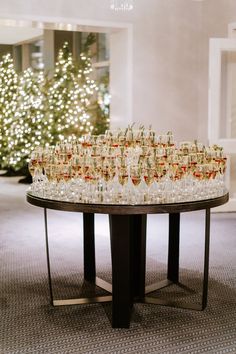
100,157,114,203
130,165,142,187
154,160,167,202
28,151,43,194
71,155,81,180
118,166,129,186
166,131,175,147
28,158,37,179
146,128,156,146
179,141,192,155
168,155,179,181
59,164,72,200
115,163,129,203
118,133,126,147
44,160,57,198
170,155,183,201
193,164,205,199
133,129,142,146
157,134,168,148
178,154,191,200
65,143,73,161
81,160,96,202
188,153,198,176
143,164,155,203
126,127,134,147
96,134,106,146
130,165,143,204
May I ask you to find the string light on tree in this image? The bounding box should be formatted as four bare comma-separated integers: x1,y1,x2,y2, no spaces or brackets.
7,68,50,170
0,54,18,168
47,42,97,144
0,40,110,175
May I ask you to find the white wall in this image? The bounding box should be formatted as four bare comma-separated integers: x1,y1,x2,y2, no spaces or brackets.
0,0,235,143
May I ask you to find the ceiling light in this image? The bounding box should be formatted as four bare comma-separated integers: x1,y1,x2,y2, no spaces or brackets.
110,0,134,11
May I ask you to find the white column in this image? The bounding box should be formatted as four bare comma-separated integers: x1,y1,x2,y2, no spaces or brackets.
109,26,133,128
43,29,54,76
22,43,30,70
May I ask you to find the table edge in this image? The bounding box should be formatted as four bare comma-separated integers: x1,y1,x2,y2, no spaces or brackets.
26,192,229,214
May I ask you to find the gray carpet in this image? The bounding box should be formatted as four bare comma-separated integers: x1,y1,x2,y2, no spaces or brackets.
0,177,236,354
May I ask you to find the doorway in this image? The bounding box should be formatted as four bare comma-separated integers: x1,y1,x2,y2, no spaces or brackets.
208,34,236,211
0,18,133,130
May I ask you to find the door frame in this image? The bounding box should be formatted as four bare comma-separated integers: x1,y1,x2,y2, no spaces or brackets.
0,15,133,129
208,38,236,211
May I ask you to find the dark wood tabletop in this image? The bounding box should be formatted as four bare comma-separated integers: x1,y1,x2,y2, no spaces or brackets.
26,191,229,214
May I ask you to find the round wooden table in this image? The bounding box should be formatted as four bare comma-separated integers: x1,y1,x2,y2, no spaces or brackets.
26,192,229,328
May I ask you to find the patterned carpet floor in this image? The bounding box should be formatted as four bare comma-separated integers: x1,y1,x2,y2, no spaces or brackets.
0,177,236,353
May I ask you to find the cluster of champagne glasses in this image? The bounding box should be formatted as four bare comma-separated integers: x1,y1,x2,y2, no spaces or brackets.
28,126,227,204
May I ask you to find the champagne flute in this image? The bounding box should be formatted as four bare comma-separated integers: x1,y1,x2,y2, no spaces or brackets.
130,164,143,204
116,164,129,203
130,165,142,187
143,166,155,203
118,166,129,187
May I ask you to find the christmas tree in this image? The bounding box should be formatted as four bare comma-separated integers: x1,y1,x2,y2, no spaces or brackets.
7,68,50,172
0,41,109,175
0,54,18,169
93,72,110,135
80,33,110,135
46,42,97,144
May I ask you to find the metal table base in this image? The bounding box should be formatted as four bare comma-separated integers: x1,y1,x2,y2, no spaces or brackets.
43,208,210,328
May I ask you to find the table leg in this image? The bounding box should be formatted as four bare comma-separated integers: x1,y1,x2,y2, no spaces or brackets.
44,208,54,306
167,213,180,283
83,213,96,281
145,209,211,311
109,215,133,328
131,215,147,300
43,210,111,307
202,208,210,310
